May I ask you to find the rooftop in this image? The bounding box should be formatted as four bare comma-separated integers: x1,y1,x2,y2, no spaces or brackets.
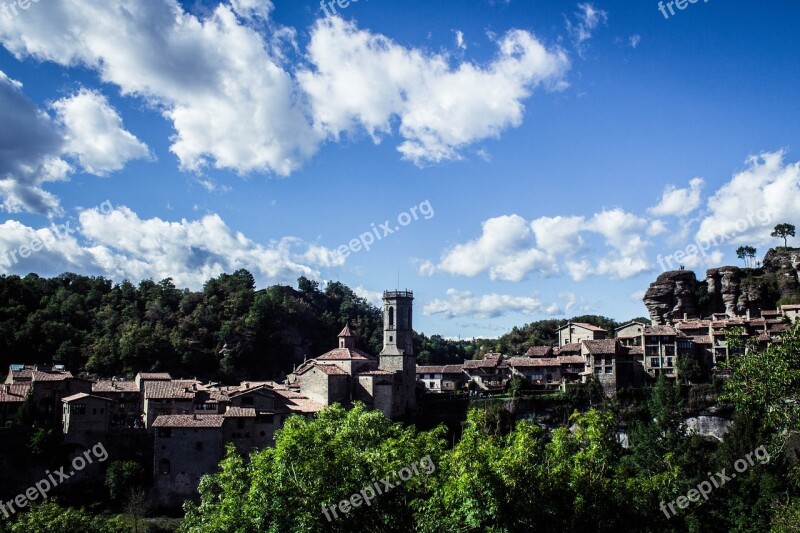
153,414,225,428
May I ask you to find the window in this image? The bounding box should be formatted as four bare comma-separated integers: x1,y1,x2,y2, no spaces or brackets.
650,357,660,368
389,307,394,327
594,366,601,375
196,441,203,452
159,459,171,475
605,366,613,374
604,357,612,365
666,357,674,367
73,403,86,415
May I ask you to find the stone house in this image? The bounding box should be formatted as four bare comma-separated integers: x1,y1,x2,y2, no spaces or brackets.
557,322,607,347
5,365,93,426
462,354,509,390
581,340,640,395
61,392,112,445
0,383,30,425
415,365,465,392
507,357,561,391
92,379,142,428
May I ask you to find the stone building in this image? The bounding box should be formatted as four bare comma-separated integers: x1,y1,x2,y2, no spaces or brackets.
557,322,608,347
61,392,112,445
4,365,93,426
287,291,418,419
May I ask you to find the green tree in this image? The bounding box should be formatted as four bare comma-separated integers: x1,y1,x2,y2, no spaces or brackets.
771,223,796,248
9,501,127,533
105,460,146,505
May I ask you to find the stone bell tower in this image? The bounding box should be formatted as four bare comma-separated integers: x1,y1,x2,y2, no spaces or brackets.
379,290,416,414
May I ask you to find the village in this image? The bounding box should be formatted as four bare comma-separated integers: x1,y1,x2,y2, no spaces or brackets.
1,287,798,507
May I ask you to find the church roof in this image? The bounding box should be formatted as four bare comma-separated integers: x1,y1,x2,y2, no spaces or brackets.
338,324,355,337
316,348,375,361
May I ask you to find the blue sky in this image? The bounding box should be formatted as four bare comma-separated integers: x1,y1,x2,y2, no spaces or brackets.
1,0,799,339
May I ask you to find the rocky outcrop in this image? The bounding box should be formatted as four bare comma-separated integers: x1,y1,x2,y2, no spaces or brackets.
644,271,700,325
644,248,800,324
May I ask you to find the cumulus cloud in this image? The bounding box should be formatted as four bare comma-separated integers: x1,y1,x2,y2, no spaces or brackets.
423,289,561,319
649,177,704,217
299,17,569,165
0,1,569,177
0,71,68,214
52,89,152,175
0,206,342,290
696,151,799,246
427,208,651,283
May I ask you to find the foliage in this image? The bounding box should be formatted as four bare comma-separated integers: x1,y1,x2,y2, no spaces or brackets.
771,223,796,248
105,460,146,504
7,501,127,533
28,428,61,458
736,245,757,267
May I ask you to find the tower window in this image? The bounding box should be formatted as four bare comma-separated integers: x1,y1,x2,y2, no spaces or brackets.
389,336,393,342
389,307,394,327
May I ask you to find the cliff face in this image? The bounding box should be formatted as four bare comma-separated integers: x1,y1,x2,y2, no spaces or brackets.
644,248,800,324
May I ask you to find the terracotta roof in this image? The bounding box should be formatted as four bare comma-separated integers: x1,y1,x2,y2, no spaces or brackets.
62,392,111,403
761,310,781,317
625,346,644,356
525,346,554,357
555,343,582,354
315,348,375,362
93,380,139,392
507,357,559,368
582,339,619,355
676,320,711,329
32,370,74,382
782,305,800,311
690,335,712,344
0,383,30,402
644,325,677,335
558,355,586,364
272,388,324,414
416,365,446,374
338,324,355,337
295,363,349,377
153,414,225,428
144,380,200,400
137,373,172,380
359,370,396,376
224,407,256,418
463,353,503,369
570,322,608,332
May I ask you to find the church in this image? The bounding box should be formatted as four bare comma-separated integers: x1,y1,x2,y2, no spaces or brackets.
286,290,417,419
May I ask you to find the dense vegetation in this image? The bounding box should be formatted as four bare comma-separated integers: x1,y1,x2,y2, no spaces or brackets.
0,272,646,381
173,323,800,532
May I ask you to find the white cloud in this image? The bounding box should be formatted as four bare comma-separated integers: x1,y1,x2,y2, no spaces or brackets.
567,3,608,50
454,30,466,50
531,215,585,255
648,177,704,217
0,2,569,176
629,34,641,49
353,285,382,307
696,151,798,247
299,18,569,165
436,215,558,282
0,206,343,290
423,289,559,319
52,89,152,175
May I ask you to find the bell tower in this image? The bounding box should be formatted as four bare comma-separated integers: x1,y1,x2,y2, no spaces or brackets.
379,290,416,414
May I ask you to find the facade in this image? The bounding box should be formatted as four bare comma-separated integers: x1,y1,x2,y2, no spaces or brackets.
287,290,418,419
415,365,465,392
62,392,112,445
462,354,509,390
0,383,30,425
557,322,608,347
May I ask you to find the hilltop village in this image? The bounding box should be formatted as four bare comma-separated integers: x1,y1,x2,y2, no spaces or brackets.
1,285,799,507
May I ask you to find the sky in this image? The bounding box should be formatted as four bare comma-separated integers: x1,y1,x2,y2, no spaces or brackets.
0,0,799,339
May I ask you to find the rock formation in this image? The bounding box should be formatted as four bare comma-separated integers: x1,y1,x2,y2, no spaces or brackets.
644,247,800,324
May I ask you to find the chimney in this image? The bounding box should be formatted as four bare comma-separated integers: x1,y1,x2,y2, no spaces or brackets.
746,309,751,320
683,313,688,321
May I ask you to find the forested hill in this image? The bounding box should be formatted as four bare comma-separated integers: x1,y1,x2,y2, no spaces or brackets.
0,270,646,380
0,271,388,381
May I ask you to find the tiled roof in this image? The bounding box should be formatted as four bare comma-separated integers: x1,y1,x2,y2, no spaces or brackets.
338,324,355,337
144,380,200,400
153,414,225,428
272,388,324,414
93,380,139,392
137,373,172,380
295,363,349,376
507,357,559,368
358,370,396,376
463,353,502,369
676,320,711,329
558,355,586,364
62,392,111,403
625,346,644,356
582,339,619,355
416,365,446,374
315,348,375,362
224,407,256,418
555,343,582,354
0,383,30,402
32,370,74,382
690,335,712,344
782,304,800,310
644,325,677,335
525,346,554,357
571,322,608,332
